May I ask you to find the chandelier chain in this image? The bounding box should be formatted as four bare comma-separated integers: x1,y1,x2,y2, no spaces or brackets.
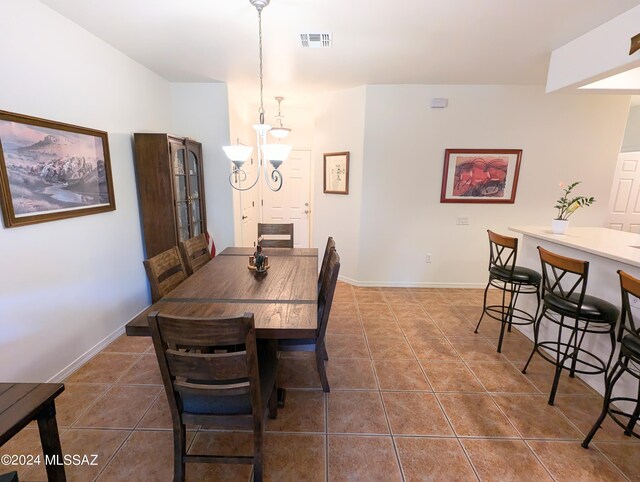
258,10,265,124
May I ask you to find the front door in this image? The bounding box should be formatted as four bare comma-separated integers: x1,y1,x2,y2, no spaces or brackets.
261,149,311,247
607,151,640,233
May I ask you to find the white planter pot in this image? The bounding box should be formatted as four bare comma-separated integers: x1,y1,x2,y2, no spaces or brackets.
551,219,569,234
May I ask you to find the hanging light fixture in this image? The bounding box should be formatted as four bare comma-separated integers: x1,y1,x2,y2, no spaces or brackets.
223,0,292,192
270,96,291,139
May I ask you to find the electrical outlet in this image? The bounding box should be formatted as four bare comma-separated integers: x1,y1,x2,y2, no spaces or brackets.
425,253,432,263
456,216,469,225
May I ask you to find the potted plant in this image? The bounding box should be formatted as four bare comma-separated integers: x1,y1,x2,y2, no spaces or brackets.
552,181,595,234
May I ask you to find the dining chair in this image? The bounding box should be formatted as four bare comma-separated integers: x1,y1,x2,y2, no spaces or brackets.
521,246,618,405
179,233,211,276
257,223,294,248
143,246,187,302
582,269,640,447
318,236,335,291
148,311,278,482
278,249,340,392
474,230,541,352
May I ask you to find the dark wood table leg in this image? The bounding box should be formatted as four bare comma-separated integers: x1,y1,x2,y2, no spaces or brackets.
37,401,66,482
277,387,286,408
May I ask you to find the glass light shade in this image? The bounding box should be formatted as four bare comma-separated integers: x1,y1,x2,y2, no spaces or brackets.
269,127,291,139
261,143,292,163
222,145,253,163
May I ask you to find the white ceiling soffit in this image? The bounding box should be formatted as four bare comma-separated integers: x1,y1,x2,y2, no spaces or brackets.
40,0,640,96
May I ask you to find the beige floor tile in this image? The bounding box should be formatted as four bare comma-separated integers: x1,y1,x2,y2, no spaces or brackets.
116,353,163,385
528,440,627,482
22,429,129,482
74,385,161,429
395,437,477,482
431,318,476,337
102,334,153,354
278,352,323,389
64,353,141,384
325,334,370,359
327,315,363,335
593,442,640,481
491,336,537,363
466,361,539,393
137,392,198,431
55,383,110,427
328,391,389,434
266,390,325,433
447,337,506,361
437,393,519,437
492,394,582,439
382,289,417,303
456,305,484,323
421,361,485,392
96,430,195,481
373,359,432,391
398,318,443,338
356,291,386,304
362,318,405,338
328,435,402,482
390,302,427,319
330,302,358,317
0,428,47,481
357,303,394,320
382,392,453,436
522,360,599,397
462,439,553,482
264,433,325,481
326,358,378,389
410,337,461,361
366,336,415,360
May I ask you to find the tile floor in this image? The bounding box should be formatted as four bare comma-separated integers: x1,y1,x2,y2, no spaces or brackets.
3,283,639,481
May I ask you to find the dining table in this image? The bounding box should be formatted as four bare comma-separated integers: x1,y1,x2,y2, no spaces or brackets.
126,246,319,405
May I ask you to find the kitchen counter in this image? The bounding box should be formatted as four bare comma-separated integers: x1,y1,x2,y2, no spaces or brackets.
509,226,640,267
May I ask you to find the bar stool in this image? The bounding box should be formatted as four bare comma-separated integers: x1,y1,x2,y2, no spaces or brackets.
475,230,542,353
522,247,619,406
582,270,640,447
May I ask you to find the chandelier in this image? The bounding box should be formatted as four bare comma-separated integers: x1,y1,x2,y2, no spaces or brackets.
223,0,292,192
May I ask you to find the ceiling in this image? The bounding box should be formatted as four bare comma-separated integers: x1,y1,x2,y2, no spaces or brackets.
40,0,640,97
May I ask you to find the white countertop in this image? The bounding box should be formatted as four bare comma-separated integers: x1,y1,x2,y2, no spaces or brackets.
509,226,640,268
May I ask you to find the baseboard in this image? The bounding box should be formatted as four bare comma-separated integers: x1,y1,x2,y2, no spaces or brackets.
338,275,485,289
47,305,150,383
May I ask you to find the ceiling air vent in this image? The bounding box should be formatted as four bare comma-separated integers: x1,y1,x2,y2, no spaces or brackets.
300,33,332,48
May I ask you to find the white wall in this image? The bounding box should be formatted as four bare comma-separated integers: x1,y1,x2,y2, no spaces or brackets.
622,104,640,151
0,0,171,381
356,85,629,286
170,83,234,250
313,87,367,282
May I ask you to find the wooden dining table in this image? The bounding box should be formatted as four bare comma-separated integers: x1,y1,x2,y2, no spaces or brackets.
126,246,318,340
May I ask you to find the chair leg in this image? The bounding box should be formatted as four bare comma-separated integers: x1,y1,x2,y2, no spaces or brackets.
522,308,544,374
173,423,186,482
474,281,492,334
625,365,640,436
323,342,329,361
253,426,263,482
582,360,625,448
316,345,330,392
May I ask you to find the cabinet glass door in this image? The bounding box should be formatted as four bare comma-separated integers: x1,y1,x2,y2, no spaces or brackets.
172,145,189,242
186,147,203,238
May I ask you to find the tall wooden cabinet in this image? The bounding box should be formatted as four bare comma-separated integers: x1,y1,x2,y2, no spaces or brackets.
133,134,207,259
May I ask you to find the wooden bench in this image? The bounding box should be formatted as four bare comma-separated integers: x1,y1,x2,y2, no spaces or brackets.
0,383,66,481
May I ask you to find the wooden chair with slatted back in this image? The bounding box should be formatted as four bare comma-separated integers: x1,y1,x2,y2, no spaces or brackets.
148,311,278,482
257,223,294,248
278,249,340,392
318,236,335,292
143,247,187,302
179,234,211,276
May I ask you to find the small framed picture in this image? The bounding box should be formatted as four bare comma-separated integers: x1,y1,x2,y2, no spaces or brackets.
0,110,115,227
440,148,522,203
323,151,350,195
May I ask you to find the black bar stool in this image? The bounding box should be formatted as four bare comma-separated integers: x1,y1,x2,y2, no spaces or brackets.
582,269,640,447
475,230,542,353
522,247,619,406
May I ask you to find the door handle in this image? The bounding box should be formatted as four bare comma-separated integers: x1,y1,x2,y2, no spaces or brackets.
242,215,248,220
305,210,310,214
